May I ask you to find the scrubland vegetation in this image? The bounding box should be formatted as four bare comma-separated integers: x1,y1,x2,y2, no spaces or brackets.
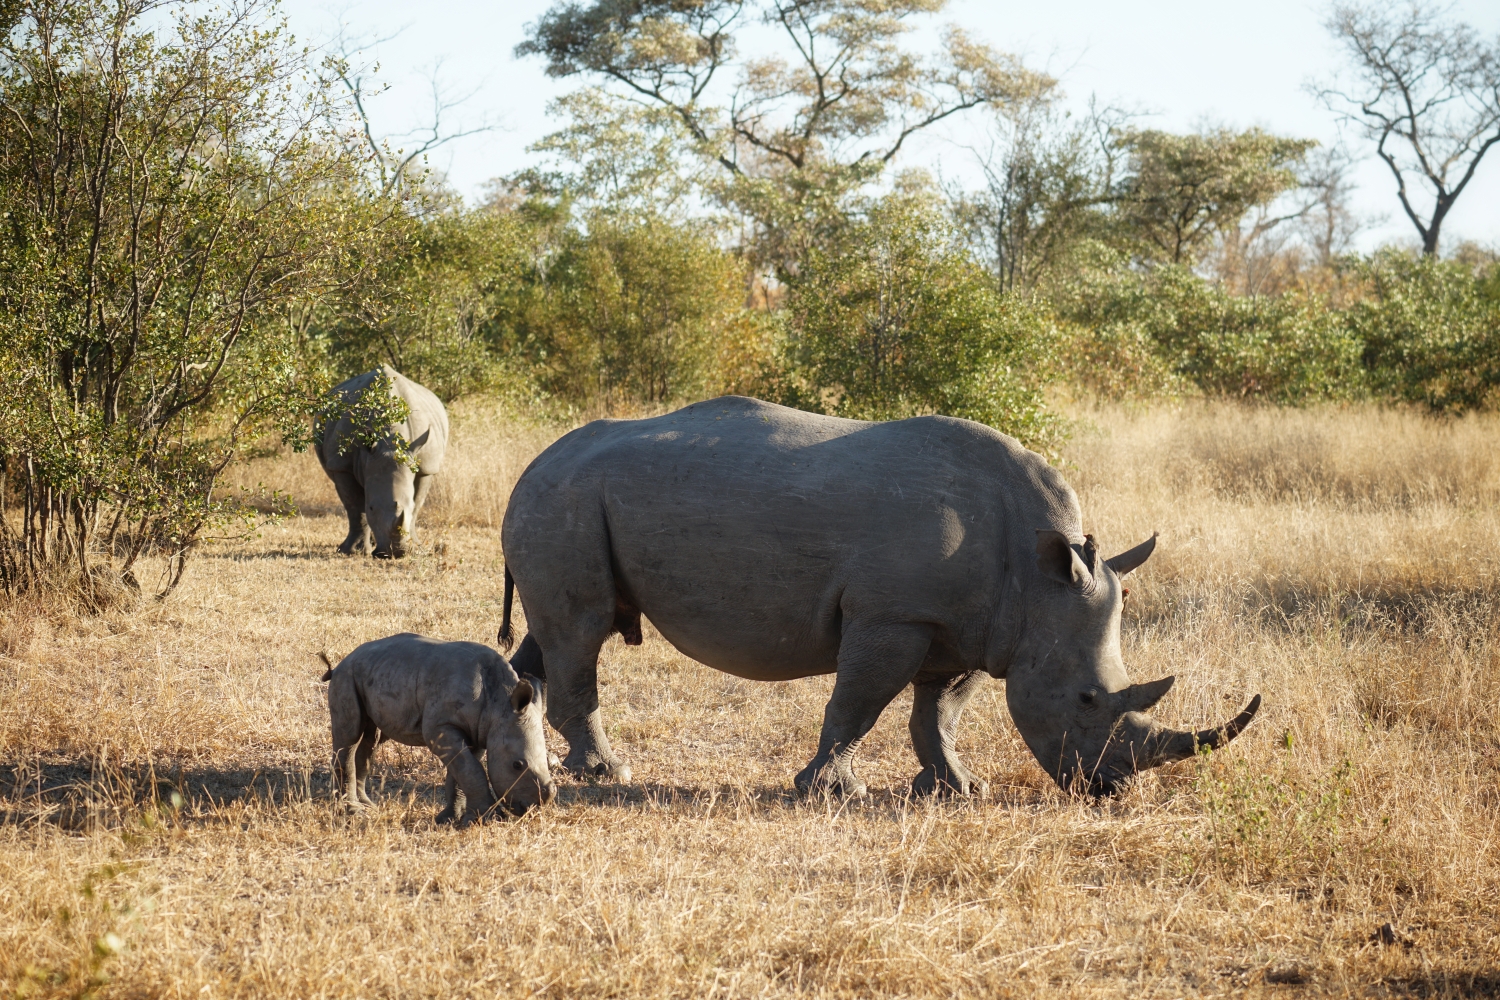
4,0,1500,995
3,402,1500,997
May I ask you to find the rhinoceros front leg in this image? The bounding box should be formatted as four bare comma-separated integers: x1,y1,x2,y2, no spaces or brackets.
795,622,931,799
412,473,434,523
909,670,989,798
327,470,370,556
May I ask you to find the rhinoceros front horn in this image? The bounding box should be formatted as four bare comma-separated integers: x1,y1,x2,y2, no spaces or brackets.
1152,694,1262,764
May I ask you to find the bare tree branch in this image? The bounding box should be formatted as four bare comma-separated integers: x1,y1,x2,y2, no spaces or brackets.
1317,1,1500,255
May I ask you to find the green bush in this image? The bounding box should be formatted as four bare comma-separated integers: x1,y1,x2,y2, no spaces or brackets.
773,194,1065,454
517,213,749,409
1344,251,1500,412
1056,256,1366,404
318,206,544,403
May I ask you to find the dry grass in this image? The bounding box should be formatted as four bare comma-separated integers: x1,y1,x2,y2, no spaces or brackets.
3,398,1499,998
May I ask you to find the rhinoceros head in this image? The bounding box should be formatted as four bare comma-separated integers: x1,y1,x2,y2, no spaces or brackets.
363,438,416,559
1005,531,1260,795
486,677,557,815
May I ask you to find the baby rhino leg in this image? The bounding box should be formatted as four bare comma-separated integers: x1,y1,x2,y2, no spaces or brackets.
328,673,374,813
426,724,493,829
434,775,467,826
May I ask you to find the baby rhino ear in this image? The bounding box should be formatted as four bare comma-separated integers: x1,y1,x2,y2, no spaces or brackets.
510,678,534,713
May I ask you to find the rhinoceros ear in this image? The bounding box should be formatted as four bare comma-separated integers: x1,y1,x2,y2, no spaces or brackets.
1036,530,1094,589
510,678,535,714
1105,532,1158,577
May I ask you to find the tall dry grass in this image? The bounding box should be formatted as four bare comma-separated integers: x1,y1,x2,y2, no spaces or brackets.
2,399,1498,998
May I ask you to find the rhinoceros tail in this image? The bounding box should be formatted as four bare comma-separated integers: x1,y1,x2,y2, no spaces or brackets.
318,650,335,682
499,566,516,651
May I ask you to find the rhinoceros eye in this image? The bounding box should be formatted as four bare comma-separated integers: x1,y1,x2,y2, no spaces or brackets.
512,760,527,773
1078,690,1096,705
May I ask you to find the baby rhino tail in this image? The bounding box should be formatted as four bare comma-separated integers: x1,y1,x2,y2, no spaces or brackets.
318,650,336,682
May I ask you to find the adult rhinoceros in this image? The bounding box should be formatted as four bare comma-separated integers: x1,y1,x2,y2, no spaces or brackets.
317,366,448,560
500,396,1258,796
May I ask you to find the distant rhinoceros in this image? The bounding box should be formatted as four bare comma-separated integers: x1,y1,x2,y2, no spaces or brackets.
500,396,1259,797
317,366,448,559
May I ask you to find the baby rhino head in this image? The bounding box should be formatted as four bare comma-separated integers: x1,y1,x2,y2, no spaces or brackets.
487,677,556,815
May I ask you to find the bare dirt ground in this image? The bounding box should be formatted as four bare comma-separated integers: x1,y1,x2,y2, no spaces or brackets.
2,401,1498,998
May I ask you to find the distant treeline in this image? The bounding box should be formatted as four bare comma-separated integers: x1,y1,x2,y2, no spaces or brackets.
2,0,1497,601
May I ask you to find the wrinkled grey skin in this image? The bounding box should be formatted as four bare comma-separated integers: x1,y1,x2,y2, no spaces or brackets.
317,366,449,559
322,633,556,826
501,396,1259,797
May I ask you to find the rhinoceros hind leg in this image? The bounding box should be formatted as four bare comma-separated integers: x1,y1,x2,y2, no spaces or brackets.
909,670,989,798
352,720,378,806
530,626,630,782
328,471,370,556
795,622,932,799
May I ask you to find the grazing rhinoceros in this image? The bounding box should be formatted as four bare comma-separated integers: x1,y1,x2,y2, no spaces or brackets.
317,366,448,559
322,633,556,826
500,396,1259,797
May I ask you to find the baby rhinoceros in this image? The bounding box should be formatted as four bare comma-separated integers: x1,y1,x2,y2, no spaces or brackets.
321,633,556,826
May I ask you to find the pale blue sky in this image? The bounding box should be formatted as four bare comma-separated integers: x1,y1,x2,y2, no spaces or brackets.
279,0,1500,251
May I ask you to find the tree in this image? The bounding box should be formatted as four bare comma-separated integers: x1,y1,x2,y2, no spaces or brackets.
1319,2,1500,257
775,189,1063,452
516,88,706,219
1211,146,1365,296
520,214,748,409
325,26,499,198
517,0,1051,279
954,98,1129,291
0,0,375,601
1114,128,1316,266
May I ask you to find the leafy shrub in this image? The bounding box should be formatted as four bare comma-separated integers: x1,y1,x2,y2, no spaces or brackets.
0,0,370,600
774,194,1065,454
318,206,543,403
515,213,749,411
1344,250,1500,413
1056,256,1366,404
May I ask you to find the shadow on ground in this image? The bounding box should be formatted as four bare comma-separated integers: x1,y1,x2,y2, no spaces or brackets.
0,758,1044,830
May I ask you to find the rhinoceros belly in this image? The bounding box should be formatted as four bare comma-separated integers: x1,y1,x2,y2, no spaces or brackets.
602,470,892,681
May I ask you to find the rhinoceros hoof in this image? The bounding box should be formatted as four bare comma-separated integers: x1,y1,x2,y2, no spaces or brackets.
434,806,456,826
793,764,867,799
911,765,988,799
563,753,631,783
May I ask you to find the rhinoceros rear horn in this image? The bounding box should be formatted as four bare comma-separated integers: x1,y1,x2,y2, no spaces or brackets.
1122,675,1174,713
1105,532,1158,577
1153,694,1262,764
